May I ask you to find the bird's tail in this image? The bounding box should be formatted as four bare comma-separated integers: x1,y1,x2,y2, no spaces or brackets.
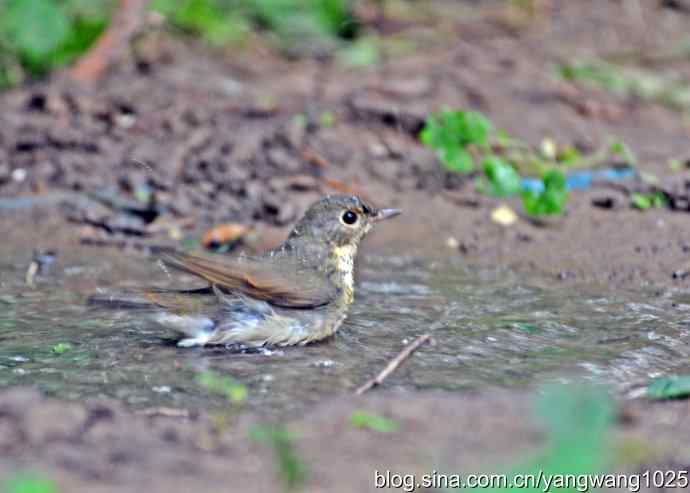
87,287,213,310
87,287,219,346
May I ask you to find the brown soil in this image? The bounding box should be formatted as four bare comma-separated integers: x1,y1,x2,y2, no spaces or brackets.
2,1,690,285
3,1,690,490
1,387,690,493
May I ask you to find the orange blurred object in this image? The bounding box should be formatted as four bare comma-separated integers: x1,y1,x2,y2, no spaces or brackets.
201,223,249,249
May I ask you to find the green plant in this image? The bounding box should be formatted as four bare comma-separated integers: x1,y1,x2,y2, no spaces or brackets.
631,192,667,210
559,59,690,112
647,375,690,399
521,170,568,216
250,424,307,490
479,156,522,198
0,0,108,82
350,410,399,432
461,383,614,492
51,342,73,354
151,0,250,46
421,109,637,217
152,0,358,52
421,109,574,216
197,370,247,403
419,109,492,173
3,473,59,493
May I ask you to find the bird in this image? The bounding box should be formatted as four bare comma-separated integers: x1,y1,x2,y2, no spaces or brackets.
89,195,401,348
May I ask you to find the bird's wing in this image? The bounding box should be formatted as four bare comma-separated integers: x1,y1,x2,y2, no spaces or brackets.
159,251,337,308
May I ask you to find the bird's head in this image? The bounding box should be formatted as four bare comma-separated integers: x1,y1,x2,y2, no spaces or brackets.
286,195,401,249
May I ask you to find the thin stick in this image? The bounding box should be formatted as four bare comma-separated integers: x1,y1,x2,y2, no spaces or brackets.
136,407,194,419
355,334,432,395
69,0,150,86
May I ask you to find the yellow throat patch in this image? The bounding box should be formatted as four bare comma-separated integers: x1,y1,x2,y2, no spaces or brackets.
332,244,357,303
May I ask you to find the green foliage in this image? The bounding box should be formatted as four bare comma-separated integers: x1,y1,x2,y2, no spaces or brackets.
152,0,357,52
3,0,70,72
609,140,637,167
631,192,667,210
420,110,492,173
522,170,568,216
647,375,690,399
337,38,379,67
197,370,247,403
463,384,614,492
559,59,690,112
420,108,641,217
3,474,59,493
350,410,399,433
513,322,539,333
480,156,522,197
421,109,574,216
51,342,73,354
0,0,108,83
151,0,250,46
250,424,308,490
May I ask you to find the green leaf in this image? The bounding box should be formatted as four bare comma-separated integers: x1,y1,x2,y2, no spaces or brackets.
609,139,637,166
558,146,581,166
420,110,494,174
481,156,522,197
350,411,399,433
152,0,248,46
52,342,73,354
464,384,613,492
521,170,568,216
647,376,690,399
197,370,247,403
3,474,59,493
49,17,105,67
631,193,651,210
316,0,358,38
441,146,474,173
514,323,539,334
631,192,666,210
338,38,378,67
3,0,70,69
250,425,307,490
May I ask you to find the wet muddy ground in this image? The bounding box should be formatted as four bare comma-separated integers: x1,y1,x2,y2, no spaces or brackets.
3,0,690,491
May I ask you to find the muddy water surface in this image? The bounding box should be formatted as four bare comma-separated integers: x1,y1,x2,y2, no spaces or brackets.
1,246,690,419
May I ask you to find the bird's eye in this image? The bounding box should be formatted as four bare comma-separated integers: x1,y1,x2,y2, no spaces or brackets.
341,210,358,225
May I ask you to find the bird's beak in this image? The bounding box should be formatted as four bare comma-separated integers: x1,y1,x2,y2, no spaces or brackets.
372,208,402,222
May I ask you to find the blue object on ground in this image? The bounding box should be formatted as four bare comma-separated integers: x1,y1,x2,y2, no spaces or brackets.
521,167,636,193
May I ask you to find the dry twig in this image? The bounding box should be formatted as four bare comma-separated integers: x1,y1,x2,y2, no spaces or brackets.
69,0,151,86
355,333,432,395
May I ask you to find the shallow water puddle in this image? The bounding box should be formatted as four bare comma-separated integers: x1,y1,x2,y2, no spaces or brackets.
1,249,690,418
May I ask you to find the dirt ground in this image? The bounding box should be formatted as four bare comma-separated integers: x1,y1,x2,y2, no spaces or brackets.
1,387,690,493
3,0,690,491
2,0,690,285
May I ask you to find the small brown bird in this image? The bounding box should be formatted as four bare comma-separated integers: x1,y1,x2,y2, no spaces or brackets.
90,195,401,347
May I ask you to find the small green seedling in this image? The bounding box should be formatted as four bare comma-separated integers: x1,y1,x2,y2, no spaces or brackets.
51,342,72,354
458,383,613,492
0,0,106,79
647,375,690,399
480,156,523,198
350,410,399,433
521,170,568,216
196,370,247,404
3,473,59,493
631,192,666,210
250,424,307,490
420,110,493,173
